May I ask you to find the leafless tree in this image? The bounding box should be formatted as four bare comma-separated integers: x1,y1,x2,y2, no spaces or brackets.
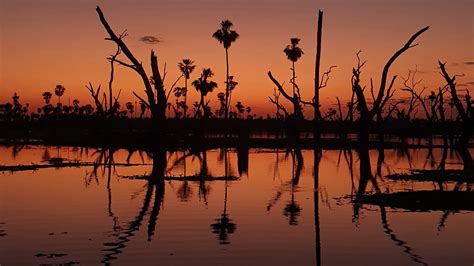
96,6,168,128
351,26,429,140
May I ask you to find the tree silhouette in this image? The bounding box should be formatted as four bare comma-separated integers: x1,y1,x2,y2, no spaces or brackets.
125,102,134,117
351,26,429,142
192,68,218,118
178,59,196,118
54,85,66,105
226,75,238,115
42,92,52,104
96,6,167,128
284,38,304,95
212,20,239,119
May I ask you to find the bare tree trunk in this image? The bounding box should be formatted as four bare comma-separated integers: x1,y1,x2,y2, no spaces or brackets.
439,61,472,169
268,71,304,120
292,61,296,96
351,27,429,141
314,10,323,140
225,48,230,119
184,78,188,118
96,6,166,129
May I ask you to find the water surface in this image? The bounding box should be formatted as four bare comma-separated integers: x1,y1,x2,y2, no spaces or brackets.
0,144,472,265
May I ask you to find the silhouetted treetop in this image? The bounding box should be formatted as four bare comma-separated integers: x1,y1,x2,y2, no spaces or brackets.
284,38,304,62
178,59,196,80
212,20,239,49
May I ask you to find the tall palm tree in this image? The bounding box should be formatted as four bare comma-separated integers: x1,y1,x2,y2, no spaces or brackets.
212,20,239,119
192,68,218,118
284,38,304,95
54,85,66,105
178,59,196,118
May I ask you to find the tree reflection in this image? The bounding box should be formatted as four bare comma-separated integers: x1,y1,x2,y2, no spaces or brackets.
350,144,428,265
102,148,166,264
211,148,237,244
283,148,303,226
314,148,322,266
210,180,236,245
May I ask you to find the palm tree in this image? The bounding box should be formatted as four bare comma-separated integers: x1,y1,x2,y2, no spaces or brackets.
283,38,304,95
226,75,238,114
192,68,218,118
178,59,196,118
212,20,239,119
42,92,52,104
54,85,66,105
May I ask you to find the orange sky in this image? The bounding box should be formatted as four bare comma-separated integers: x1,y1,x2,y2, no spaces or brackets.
1,0,473,117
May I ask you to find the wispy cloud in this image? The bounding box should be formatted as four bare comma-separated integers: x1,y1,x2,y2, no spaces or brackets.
451,61,474,67
139,36,161,44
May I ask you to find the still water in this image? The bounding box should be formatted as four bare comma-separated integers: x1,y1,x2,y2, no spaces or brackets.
0,144,472,265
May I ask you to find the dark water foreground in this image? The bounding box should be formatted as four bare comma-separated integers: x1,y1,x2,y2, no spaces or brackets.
0,143,472,265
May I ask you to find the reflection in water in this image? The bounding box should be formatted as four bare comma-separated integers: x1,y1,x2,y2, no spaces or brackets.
283,148,303,226
102,149,166,264
352,145,428,265
211,148,237,244
350,142,473,265
379,207,428,266
0,142,472,265
314,148,322,266
210,181,237,245
0,222,6,237
266,148,304,225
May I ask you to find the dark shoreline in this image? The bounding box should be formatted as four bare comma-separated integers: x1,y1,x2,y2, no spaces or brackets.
1,117,471,150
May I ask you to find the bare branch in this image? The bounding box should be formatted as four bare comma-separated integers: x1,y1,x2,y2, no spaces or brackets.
439,61,469,122
166,74,184,101
133,92,151,109
319,65,337,89
372,26,429,117
268,71,293,102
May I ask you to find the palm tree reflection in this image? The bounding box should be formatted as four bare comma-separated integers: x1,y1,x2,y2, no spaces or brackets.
210,181,236,245
283,148,303,226
211,148,237,244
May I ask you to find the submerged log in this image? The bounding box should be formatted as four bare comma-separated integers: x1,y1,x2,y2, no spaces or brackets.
386,169,473,182
120,174,239,181
0,162,150,172
357,191,474,211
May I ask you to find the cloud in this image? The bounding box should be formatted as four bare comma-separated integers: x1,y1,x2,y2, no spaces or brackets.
449,61,474,68
139,36,161,44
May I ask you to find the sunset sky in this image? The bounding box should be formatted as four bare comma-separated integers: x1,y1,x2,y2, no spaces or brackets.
1,0,472,117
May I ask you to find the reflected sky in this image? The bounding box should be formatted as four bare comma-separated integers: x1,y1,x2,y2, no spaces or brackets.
0,144,472,265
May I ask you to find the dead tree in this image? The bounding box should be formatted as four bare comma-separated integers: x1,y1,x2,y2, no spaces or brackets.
268,87,288,119
107,40,123,114
439,61,473,147
96,6,167,127
314,10,323,139
401,69,447,123
399,68,424,121
268,71,304,120
86,82,104,115
351,26,429,141
312,11,338,139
